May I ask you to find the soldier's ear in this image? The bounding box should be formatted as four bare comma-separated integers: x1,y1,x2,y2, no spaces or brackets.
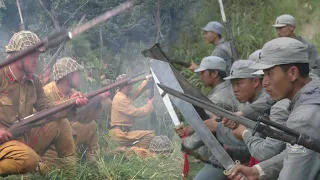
287,66,299,82
252,78,262,88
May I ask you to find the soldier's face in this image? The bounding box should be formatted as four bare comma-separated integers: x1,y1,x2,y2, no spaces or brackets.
71,71,81,89
23,52,40,73
231,78,259,103
276,25,294,37
200,70,214,86
204,31,217,44
263,66,292,101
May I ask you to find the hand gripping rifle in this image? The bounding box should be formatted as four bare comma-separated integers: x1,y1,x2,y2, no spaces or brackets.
0,0,135,69
159,84,320,153
9,73,150,137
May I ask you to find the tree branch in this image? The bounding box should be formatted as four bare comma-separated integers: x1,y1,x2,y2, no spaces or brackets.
37,0,60,29
62,0,89,27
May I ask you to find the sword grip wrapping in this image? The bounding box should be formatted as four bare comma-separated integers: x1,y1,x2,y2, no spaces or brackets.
223,160,248,180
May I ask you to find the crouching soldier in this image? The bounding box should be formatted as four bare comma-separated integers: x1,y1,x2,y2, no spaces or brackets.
40,57,110,166
0,31,88,175
109,74,154,152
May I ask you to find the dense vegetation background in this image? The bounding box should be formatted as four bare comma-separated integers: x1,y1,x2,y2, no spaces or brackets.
0,0,319,179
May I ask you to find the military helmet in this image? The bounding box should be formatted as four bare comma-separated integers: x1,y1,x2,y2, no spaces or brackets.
5,31,45,53
116,74,128,82
102,79,113,86
52,57,83,82
149,135,173,153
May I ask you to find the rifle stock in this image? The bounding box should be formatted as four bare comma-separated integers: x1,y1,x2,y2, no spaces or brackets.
9,73,149,137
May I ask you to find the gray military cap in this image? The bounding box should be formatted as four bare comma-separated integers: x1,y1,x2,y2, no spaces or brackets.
201,21,224,35
250,37,308,70
224,60,261,80
273,14,296,27
248,49,262,62
194,56,226,73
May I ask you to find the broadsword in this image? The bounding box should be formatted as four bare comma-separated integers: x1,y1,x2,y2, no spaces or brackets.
150,68,180,127
150,60,245,177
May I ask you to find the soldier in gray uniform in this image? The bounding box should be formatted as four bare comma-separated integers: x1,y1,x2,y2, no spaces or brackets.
189,22,234,75
178,56,247,180
217,60,268,146
273,14,320,76
227,37,320,180
223,59,290,166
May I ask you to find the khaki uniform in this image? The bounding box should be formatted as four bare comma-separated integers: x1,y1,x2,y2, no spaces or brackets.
41,82,100,164
0,66,74,175
109,80,154,149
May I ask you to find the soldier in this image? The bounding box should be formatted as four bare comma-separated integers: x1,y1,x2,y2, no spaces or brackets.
227,38,320,180
189,21,234,75
0,31,88,175
40,57,111,166
177,56,247,180
109,74,154,151
273,14,320,76
223,60,290,170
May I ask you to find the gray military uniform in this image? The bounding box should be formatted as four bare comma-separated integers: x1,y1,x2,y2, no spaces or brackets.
257,80,320,180
212,39,233,75
243,99,290,162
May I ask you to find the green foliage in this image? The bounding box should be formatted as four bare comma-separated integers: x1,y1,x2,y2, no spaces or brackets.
171,0,320,91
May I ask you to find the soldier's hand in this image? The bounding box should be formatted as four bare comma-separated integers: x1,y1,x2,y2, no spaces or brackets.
0,129,12,144
100,91,111,99
227,165,259,180
204,116,218,132
147,97,154,105
188,62,198,71
175,125,185,138
232,124,248,141
175,126,193,138
71,92,89,106
222,111,244,129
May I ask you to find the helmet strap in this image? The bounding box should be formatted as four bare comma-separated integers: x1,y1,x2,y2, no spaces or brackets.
21,59,27,73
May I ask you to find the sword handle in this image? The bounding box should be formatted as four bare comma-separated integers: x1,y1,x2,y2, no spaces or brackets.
223,160,248,180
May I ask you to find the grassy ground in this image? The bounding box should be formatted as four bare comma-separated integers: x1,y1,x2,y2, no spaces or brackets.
3,133,186,180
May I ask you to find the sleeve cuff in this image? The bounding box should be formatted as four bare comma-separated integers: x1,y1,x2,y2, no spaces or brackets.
241,129,250,140
253,164,265,179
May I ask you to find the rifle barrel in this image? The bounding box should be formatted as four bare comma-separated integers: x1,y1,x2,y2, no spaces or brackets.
0,0,134,69
9,74,148,136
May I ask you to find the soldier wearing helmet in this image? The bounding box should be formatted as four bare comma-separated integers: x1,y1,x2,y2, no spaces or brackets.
40,57,111,167
109,74,154,153
0,31,88,175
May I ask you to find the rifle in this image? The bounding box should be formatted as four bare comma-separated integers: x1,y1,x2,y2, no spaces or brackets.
217,0,239,61
159,84,320,153
0,0,135,69
9,73,150,137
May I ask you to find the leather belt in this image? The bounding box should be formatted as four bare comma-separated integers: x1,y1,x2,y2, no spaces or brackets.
110,125,131,132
